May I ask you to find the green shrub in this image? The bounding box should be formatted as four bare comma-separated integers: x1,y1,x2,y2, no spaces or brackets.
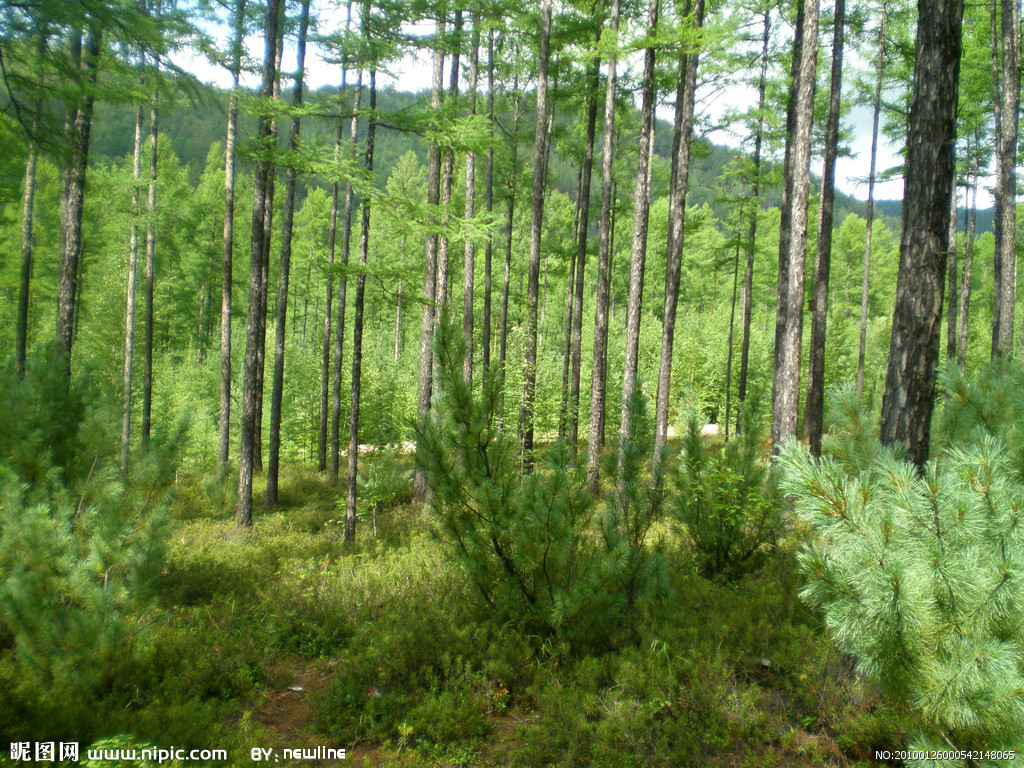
671,388,782,580
780,378,1024,762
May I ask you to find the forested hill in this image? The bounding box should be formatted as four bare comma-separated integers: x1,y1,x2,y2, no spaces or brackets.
90,81,898,228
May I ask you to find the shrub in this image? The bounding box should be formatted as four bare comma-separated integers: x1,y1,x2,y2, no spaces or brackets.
671,388,782,580
780,379,1024,761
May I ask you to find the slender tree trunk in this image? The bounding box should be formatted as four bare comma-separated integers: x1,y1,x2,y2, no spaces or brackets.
993,0,1020,355
725,230,742,439
498,86,522,416
959,138,979,370
482,27,495,382
219,0,246,469
142,89,158,448
737,9,771,434
619,0,659,457
770,0,819,451
857,6,885,397
587,0,621,486
805,0,845,457
331,68,362,480
946,186,959,360
16,142,37,379
463,17,479,382
237,0,282,527
413,21,445,501
346,63,376,543
121,106,144,471
266,0,310,507
56,27,101,367
395,237,405,361
654,0,705,453
879,0,963,469
518,0,552,457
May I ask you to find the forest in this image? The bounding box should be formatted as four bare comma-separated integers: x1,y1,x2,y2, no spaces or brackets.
2,0,1024,764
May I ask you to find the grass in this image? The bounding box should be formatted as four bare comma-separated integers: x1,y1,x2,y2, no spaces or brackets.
0,461,904,767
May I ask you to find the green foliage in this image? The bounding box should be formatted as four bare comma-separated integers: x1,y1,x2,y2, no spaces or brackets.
780,375,1024,760
672,388,782,580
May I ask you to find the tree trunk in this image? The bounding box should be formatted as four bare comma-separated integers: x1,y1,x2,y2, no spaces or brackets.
879,0,963,469
142,91,158,448
945,186,958,360
805,0,845,458
266,0,310,507
16,143,37,379
737,9,771,434
56,27,101,367
463,16,479,383
219,0,246,469
346,63,377,543
587,0,621,486
857,6,885,397
770,0,819,451
958,135,979,371
518,0,552,457
237,0,282,527
413,21,445,501
482,27,495,382
725,231,741,439
395,237,405,361
619,0,659,456
498,86,522,420
121,106,144,471
993,0,1019,355
331,68,362,480
654,0,705,453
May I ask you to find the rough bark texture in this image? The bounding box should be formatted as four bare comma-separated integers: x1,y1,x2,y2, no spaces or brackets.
959,147,978,370
482,27,495,382
413,23,445,501
993,0,1019,355
737,9,771,434
857,6,885,397
518,0,552,457
219,0,246,469
331,68,362,480
587,0,621,486
880,0,963,469
619,0,659,455
56,27,101,366
16,144,37,379
142,95,158,448
266,0,310,507
946,188,958,361
654,0,705,453
462,18,479,383
346,65,376,543
237,0,281,527
805,0,845,458
770,0,819,451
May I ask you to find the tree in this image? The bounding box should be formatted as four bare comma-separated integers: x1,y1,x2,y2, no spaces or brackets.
266,0,311,508
805,0,846,458
618,0,658,455
462,14,479,383
770,0,819,451
237,0,282,527
141,46,159,449
121,101,145,471
586,0,621,486
518,0,553,457
879,0,964,468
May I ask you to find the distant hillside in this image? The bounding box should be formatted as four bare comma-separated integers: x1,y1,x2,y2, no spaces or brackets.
875,199,994,235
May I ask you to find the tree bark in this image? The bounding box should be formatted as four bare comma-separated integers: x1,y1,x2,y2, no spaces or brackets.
121,106,144,471
805,0,845,457
346,63,376,543
587,0,621,486
219,0,247,469
518,0,552,457
945,185,958,360
654,0,705,452
142,90,158,448
619,0,659,455
266,0,310,507
463,16,479,383
498,87,521,401
737,9,771,434
879,0,963,469
482,27,495,382
16,143,37,379
993,0,1019,356
857,5,885,397
958,135,979,371
237,0,282,527
770,0,819,451
413,21,445,501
